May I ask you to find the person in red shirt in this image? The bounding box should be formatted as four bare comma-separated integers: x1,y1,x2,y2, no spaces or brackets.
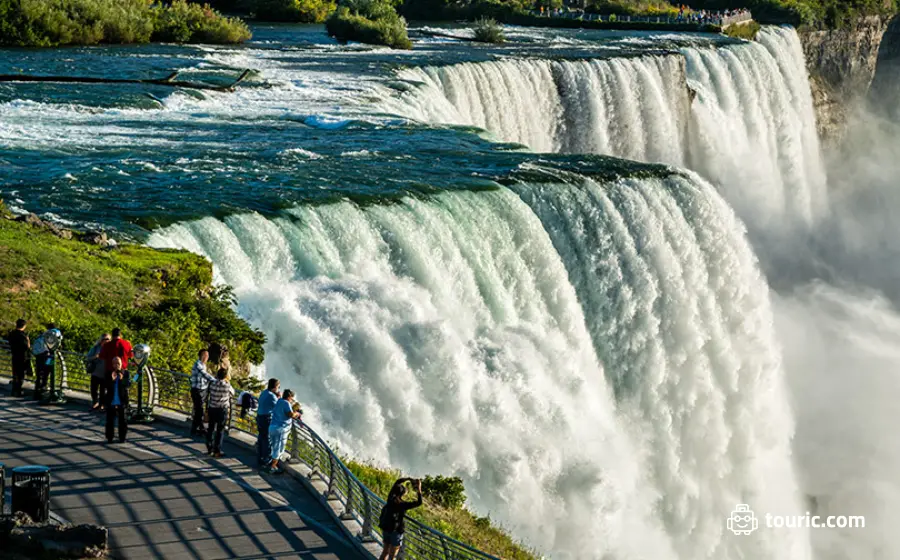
99,328,134,377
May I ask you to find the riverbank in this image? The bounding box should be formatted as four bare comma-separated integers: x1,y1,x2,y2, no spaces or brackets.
0,0,251,47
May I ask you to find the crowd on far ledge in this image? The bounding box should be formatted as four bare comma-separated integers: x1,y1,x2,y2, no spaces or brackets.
535,3,752,26
4,318,424,560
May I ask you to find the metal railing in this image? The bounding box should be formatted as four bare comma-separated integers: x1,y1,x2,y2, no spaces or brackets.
529,9,753,28
0,341,499,560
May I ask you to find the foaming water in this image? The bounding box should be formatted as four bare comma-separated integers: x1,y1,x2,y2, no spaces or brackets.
150,172,808,559
390,28,826,230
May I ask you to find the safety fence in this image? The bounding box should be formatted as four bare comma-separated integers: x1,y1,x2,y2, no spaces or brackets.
529,9,753,28
0,341,499,560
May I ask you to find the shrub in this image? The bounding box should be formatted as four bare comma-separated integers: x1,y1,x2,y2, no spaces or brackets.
723,20,760,39
152,1,251,44
256,0,337,22
422,475,467,509
0,0,251,47
326,0,411,49
472,16,505,43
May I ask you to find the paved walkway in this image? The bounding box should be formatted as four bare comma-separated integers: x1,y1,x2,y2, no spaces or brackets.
0,394,363,560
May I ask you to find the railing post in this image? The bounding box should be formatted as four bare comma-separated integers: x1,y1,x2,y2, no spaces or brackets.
325,452,336,495
359,486,375,541
290,422,301,463
340,467,355,521
440,534,452,558
147,367,159,409
226,394,235,434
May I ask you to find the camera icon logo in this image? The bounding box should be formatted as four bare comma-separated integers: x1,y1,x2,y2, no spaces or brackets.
727,504,759,535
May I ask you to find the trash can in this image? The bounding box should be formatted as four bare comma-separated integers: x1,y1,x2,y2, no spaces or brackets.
11,465,51,522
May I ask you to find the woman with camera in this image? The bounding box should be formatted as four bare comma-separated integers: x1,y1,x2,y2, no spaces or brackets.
378,478,423,560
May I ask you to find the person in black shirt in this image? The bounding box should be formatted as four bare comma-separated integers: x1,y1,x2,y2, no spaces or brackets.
378,478,423,560
7,319,31,397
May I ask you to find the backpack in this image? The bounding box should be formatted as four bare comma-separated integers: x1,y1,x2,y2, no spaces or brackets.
378,503,401,533
238,392,259,419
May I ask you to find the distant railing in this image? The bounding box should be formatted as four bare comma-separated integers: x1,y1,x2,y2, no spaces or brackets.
0,341,499,560
529,9,752,28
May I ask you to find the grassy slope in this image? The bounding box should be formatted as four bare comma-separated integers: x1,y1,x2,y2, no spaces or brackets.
723,19,761,39
0,209,264,383
347,460,538,560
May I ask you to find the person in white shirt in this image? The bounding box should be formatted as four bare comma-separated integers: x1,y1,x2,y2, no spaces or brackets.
189,349,214,436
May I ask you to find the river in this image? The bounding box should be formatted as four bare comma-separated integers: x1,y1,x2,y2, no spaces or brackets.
2,23,898,560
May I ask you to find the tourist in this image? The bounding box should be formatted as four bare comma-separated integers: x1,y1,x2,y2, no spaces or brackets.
99,327,133,382
87,333,111,411
7,319,31,397
189,349,214,436
264,389,301,474
256,378,280,467
206,368,234,458
31,324,60,401
377,478,423,560
105,357,129,443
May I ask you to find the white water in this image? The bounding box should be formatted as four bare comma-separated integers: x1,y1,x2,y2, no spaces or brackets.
142,24,900,560
392,28,826,231
150,172,809,559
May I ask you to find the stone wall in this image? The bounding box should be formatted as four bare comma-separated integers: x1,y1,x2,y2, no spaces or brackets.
800,16,893,143
869,15,900,117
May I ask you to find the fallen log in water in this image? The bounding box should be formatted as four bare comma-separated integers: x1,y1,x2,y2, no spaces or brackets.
0,69,253,92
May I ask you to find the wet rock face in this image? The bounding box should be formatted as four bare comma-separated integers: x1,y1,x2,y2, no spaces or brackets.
13,213,74,241
800,16,892,144
869,15,900,116
0,512,108,559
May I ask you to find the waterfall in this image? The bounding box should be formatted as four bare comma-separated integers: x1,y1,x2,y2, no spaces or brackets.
149,171,808,559
390,27,826,230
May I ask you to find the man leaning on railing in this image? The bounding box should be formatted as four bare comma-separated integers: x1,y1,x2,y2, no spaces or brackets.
256,378,281,467
190,349,214,437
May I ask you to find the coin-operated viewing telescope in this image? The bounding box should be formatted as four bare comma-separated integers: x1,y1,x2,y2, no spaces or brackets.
131,344,155,424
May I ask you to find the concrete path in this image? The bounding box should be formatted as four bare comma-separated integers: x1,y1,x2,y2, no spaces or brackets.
0,394,363,560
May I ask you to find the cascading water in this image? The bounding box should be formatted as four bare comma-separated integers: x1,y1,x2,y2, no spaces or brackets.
391,28,826,231
6,17,898,560
149,171,808,559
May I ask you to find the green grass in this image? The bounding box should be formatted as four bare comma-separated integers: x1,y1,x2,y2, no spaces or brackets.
345,459,538,560
0,203,265,388
724,20,761,39
0,0,251,47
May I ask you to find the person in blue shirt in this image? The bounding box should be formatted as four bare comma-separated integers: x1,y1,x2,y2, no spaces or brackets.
264,389,301,474
256,378,280,467
105,357,130,444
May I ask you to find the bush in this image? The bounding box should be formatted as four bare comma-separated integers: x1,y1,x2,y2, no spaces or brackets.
723,20,760,39
472,16,505,43
422,475,467,509
256,0,337,22
326,0,411,49
152,1,251,43
0,0,251,47
586,0,678,16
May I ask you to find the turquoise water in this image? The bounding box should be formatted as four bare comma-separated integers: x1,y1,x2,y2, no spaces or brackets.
0,24,725,234
9,23,888,560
